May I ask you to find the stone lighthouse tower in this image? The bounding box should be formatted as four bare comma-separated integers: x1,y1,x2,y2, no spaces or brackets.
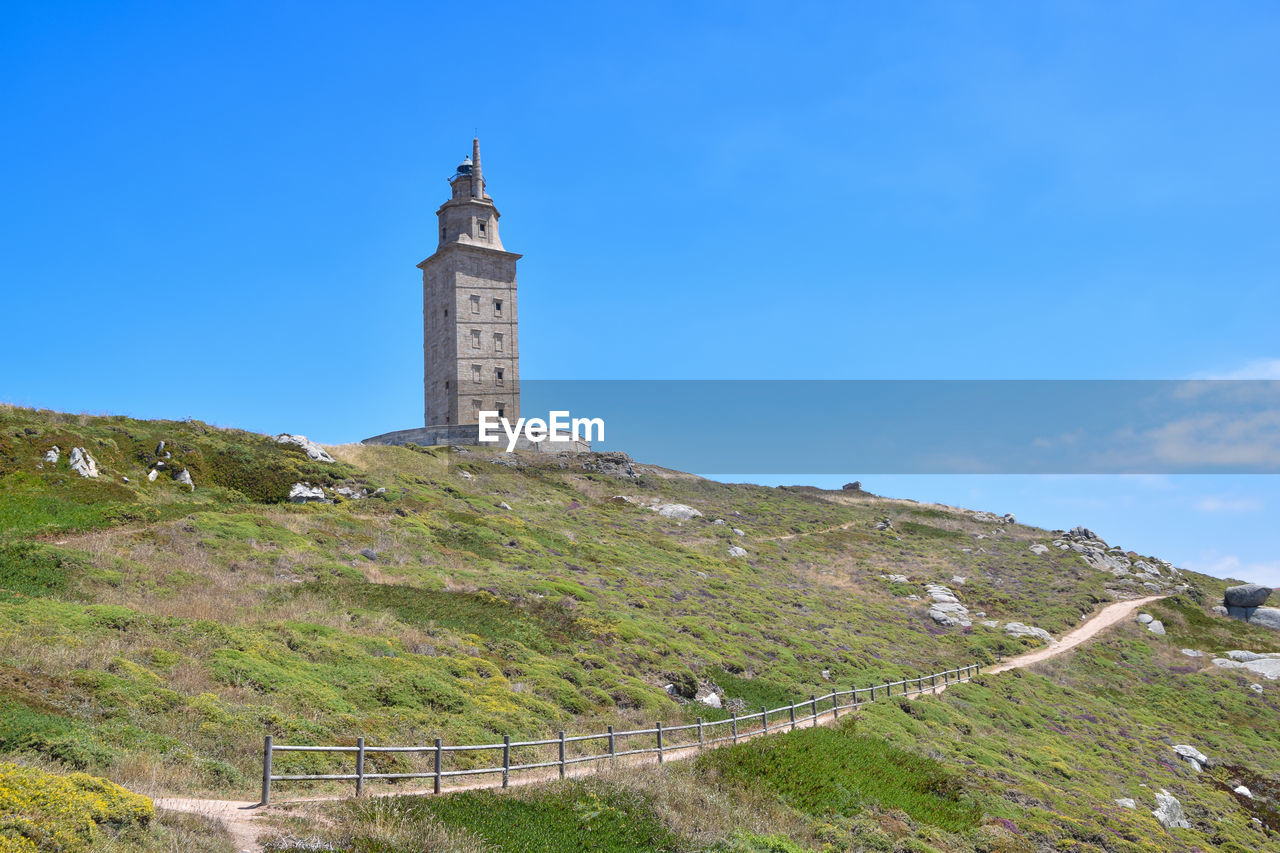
419,138,521,428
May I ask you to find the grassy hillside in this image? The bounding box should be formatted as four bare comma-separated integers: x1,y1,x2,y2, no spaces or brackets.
1,404,1275,851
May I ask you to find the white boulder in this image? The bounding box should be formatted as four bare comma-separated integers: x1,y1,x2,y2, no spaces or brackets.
1234,785,1253,799
173,469,194,491
288,483,328,504
1115,798,1136,809
1004,622,1054,643
1136,613,1154,624
43,446,60,464
1152,789,1190,829
68,447,98,478
1171,744,1208,772
276,434,335,463
1147,620,1166,635
655,503,702,521
727,545,748,558
1029,544,1050,555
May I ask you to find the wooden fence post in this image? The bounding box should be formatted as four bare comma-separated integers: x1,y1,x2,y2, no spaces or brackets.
558,731,567,779
697,718,704,747
261,735,272,806
502,735,511,788
657,721,664,763
355,737,365,797
789,701,797,730
609,725,616,758
810,694,818,720
761,706,768,734
731,712,738,744
832,692,839,719
433,737,442,795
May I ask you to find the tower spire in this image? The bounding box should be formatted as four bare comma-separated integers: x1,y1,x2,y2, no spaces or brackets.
471,137,483,199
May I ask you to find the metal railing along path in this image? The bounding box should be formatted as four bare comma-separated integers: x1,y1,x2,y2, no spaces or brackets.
259,662,982,804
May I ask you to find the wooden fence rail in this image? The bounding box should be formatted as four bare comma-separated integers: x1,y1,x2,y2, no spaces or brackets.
259,662,982,804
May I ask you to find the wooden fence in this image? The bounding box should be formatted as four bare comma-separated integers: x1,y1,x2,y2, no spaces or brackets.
259,662,981,804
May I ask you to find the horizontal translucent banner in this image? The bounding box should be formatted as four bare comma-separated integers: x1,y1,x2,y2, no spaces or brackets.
504,380,1280,474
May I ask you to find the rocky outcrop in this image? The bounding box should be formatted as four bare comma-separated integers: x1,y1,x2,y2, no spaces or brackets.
1152,790,1190,829
43,446,59,464
1171,744,1208,772
1218,584,1279,630
1251,607,1280,630
276,434,335,463
655,504,702,521
1225,583,1272,608
1028,543,1049,555
727,545,748,558
925,583,971,628
1004,622,1054,643
68,447,98,478
173,469,194,491
1211,653,1280,680
288,483,328,504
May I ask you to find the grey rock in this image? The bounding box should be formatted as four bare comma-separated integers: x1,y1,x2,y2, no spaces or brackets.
731,528,745,537
1029,544,1050,555
1002,513,1016,524
1115,798,1137,809
1225,583,1272,608
1004,622,1054,643
147,469,159,482
1211,605,1229,617
982,619,999,628
373,487,387,496
1249,607,1280,630
333,486,367,500
821,668,831,681
874,518,893,531
655,503,702,521
1172,744,1208,772
1152,790,1190,829
727,545,748,558
499,501,512,510
173,469,194,491
1235,785,1253,799
928,601,971,628
121,476,129,483
155,440,165,454
886,574,909,584
288,483,328,504
712,518,726,525
1226,650,1264,662
697,689,722,709
359,548,378,561
1250,683,1264,694
1180,649,1204,658
68,447,98,478
1137,613,1154,624
458,470,473,480
951,576,966,585
43,446,60,464
1065,526,1103,543
1147,620,1166,635
276,434,335,463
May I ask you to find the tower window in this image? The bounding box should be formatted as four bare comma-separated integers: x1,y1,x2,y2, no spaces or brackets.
470,295,480,313
478,219,488,236
493,299,503,315
496,403,505,419
495,368,504,386
494,333,504,352
444,308,448,317
444,380,449,389
471,329,481,348
441,227,446,241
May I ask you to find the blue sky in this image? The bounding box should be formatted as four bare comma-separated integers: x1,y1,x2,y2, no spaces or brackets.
1,2,1277,582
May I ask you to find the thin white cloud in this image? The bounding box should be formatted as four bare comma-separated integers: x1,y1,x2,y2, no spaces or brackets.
1193,358,1280,380
1193,496,1263,513
1184,551,1280,586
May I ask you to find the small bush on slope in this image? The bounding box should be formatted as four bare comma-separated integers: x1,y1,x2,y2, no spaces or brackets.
0,762,151,852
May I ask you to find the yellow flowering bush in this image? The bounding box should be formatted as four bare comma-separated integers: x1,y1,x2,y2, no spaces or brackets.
0,762,153,851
